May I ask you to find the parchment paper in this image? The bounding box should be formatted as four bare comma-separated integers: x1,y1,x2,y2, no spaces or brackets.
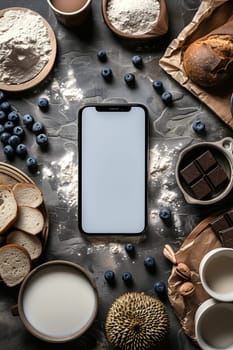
159,0,233,129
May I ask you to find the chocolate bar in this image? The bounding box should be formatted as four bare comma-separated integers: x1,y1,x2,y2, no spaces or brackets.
210,209,233,248
218,227,233,248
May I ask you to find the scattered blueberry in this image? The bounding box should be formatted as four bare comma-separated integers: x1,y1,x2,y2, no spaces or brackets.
36,133,48,148
122,272,133,284
16,144,27,158
0,90,5,103
192,120,205,133
152,80,164,94
144,256,156,271
4,121,14,133
97,50,107,62
7,111,20,124
26,156,38,173
154,280,167,295
161,91,173,105
38,97,49,112
159,207,171,221
0,132,11,145
8,135,21,148
0,125,4,134
125,243,135,255
13,126,25,140
131,55,143,68
124,73,135,87
104,270,115,283
101,67,112,81
0,110,7,123
0,101,11,112
32,121,44,135
3,145,15,159
23,114,34,129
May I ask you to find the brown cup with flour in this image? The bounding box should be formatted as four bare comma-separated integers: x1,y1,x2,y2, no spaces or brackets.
47,0,92,27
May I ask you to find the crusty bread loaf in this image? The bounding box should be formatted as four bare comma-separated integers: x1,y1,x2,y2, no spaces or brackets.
0,185,18,234
0,244,31,287
12,183,43,208
183,21,233,87
7,230,42,260
13,206,44,235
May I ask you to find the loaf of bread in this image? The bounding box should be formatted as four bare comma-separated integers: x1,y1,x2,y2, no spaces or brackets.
183,21,233,87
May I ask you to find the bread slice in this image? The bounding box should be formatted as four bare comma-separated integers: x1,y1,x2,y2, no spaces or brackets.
14,206,44,235
0,244,31,287
12,183,43,208
0,185,18,235
7,230,42,260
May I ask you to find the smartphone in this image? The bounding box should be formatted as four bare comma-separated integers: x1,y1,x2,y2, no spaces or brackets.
78,104,148,235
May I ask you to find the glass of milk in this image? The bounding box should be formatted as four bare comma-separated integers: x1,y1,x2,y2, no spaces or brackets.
16,260,98,342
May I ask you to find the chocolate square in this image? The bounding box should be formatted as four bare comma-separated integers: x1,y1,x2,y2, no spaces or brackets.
218,227,233,248
196,150,217,172
225,209,233,224
190,177,212,199
207,165,228,189
180,162,201,185
210,215,230,234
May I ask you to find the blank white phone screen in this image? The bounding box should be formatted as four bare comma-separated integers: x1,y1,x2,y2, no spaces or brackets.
80,106,147,234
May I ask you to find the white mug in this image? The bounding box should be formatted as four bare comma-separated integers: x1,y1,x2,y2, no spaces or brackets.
199,247,233,302
195,298,233,350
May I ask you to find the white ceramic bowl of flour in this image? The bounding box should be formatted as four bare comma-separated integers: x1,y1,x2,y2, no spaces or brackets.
16,260,98,342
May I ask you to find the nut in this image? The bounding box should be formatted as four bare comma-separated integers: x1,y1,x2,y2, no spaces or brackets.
178,282,195,296
163,244,177,265
175,263,191,280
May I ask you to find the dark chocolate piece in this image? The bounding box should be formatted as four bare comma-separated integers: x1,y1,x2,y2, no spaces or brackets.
218,227,233,248
210,215,230,234
190,177,212,199
207,165,228,189
225,209,233,223
196,150,217,172
180,162,201,185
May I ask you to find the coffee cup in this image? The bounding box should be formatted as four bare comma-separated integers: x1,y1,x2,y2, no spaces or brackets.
13,260,98,342
199,247,233,302
195,298,233,350
47,0,92,27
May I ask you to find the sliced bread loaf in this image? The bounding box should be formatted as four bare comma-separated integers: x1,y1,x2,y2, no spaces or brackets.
14,206,44,235
7,230,42,260
0,185,18,235
0,244,31,287
12,183,43,208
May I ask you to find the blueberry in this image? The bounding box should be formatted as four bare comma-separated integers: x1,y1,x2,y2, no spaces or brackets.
192,120,205,133
23,114,34,129
131,55,143,68
97,50,107,62
122,272,133,284
0,90,6,103
144,256,156,271
38,97,49,112
3,145,15,159
159,207,171,221
154,280,167,294
104,270,115,283
32,121,44,135
0,124,4,134
4,121,14,133
16,144,27,158
152,80,164,94
8,135,21,148
36,133,48,148
0,132,11,145
101,67,112,81
0,101,11,112
8,111,20,124
161,91,173,105
124,73,135,87
0,110,7,123
125,243,135,255
13,126,25,139
26,157,38,173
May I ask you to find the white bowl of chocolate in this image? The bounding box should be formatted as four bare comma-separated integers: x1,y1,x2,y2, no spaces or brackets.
176,138,233,205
